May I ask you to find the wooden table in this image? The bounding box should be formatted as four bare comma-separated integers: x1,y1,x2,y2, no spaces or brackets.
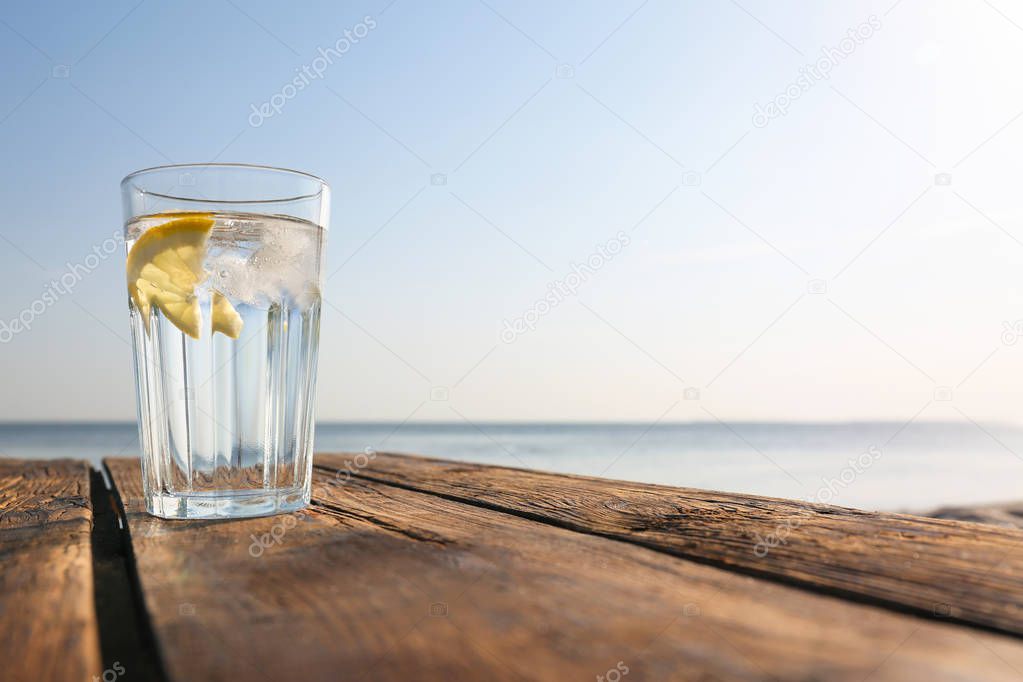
4,453,1023,681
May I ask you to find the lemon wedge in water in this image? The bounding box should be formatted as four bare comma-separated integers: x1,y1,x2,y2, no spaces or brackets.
211,291,243,338
126,213,243,339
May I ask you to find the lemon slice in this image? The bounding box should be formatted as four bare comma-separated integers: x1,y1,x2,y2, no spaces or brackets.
126,213,243,339
211,291,243,338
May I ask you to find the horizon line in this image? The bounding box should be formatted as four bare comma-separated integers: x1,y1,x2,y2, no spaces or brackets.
0,418,1013,428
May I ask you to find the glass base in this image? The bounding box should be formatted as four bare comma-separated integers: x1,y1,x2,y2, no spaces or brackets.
144,486,310,520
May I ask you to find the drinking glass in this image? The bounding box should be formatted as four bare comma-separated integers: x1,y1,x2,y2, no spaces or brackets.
121,163,329,519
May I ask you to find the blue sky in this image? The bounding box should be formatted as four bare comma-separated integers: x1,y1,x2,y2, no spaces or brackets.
1,0,1021,425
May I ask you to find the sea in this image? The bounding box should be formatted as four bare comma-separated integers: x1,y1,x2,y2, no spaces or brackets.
2,421,1021,513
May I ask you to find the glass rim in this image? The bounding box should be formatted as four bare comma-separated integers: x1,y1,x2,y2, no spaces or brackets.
121,162,329,205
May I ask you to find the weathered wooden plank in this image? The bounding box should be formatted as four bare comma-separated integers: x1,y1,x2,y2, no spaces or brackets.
108,455,1023,681
316,451,1023,637
0,458,102,682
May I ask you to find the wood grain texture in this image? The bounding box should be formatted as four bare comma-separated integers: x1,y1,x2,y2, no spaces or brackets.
107,455,1023,682
0,458,102,682
316,451,1023,637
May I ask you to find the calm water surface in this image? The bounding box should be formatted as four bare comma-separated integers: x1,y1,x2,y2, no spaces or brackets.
2,421,1021,511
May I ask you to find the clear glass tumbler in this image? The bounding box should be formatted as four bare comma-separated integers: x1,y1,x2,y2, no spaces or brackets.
121,163,329,519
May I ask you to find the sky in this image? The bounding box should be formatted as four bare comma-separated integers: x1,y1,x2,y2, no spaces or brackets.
0,0,1021,425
